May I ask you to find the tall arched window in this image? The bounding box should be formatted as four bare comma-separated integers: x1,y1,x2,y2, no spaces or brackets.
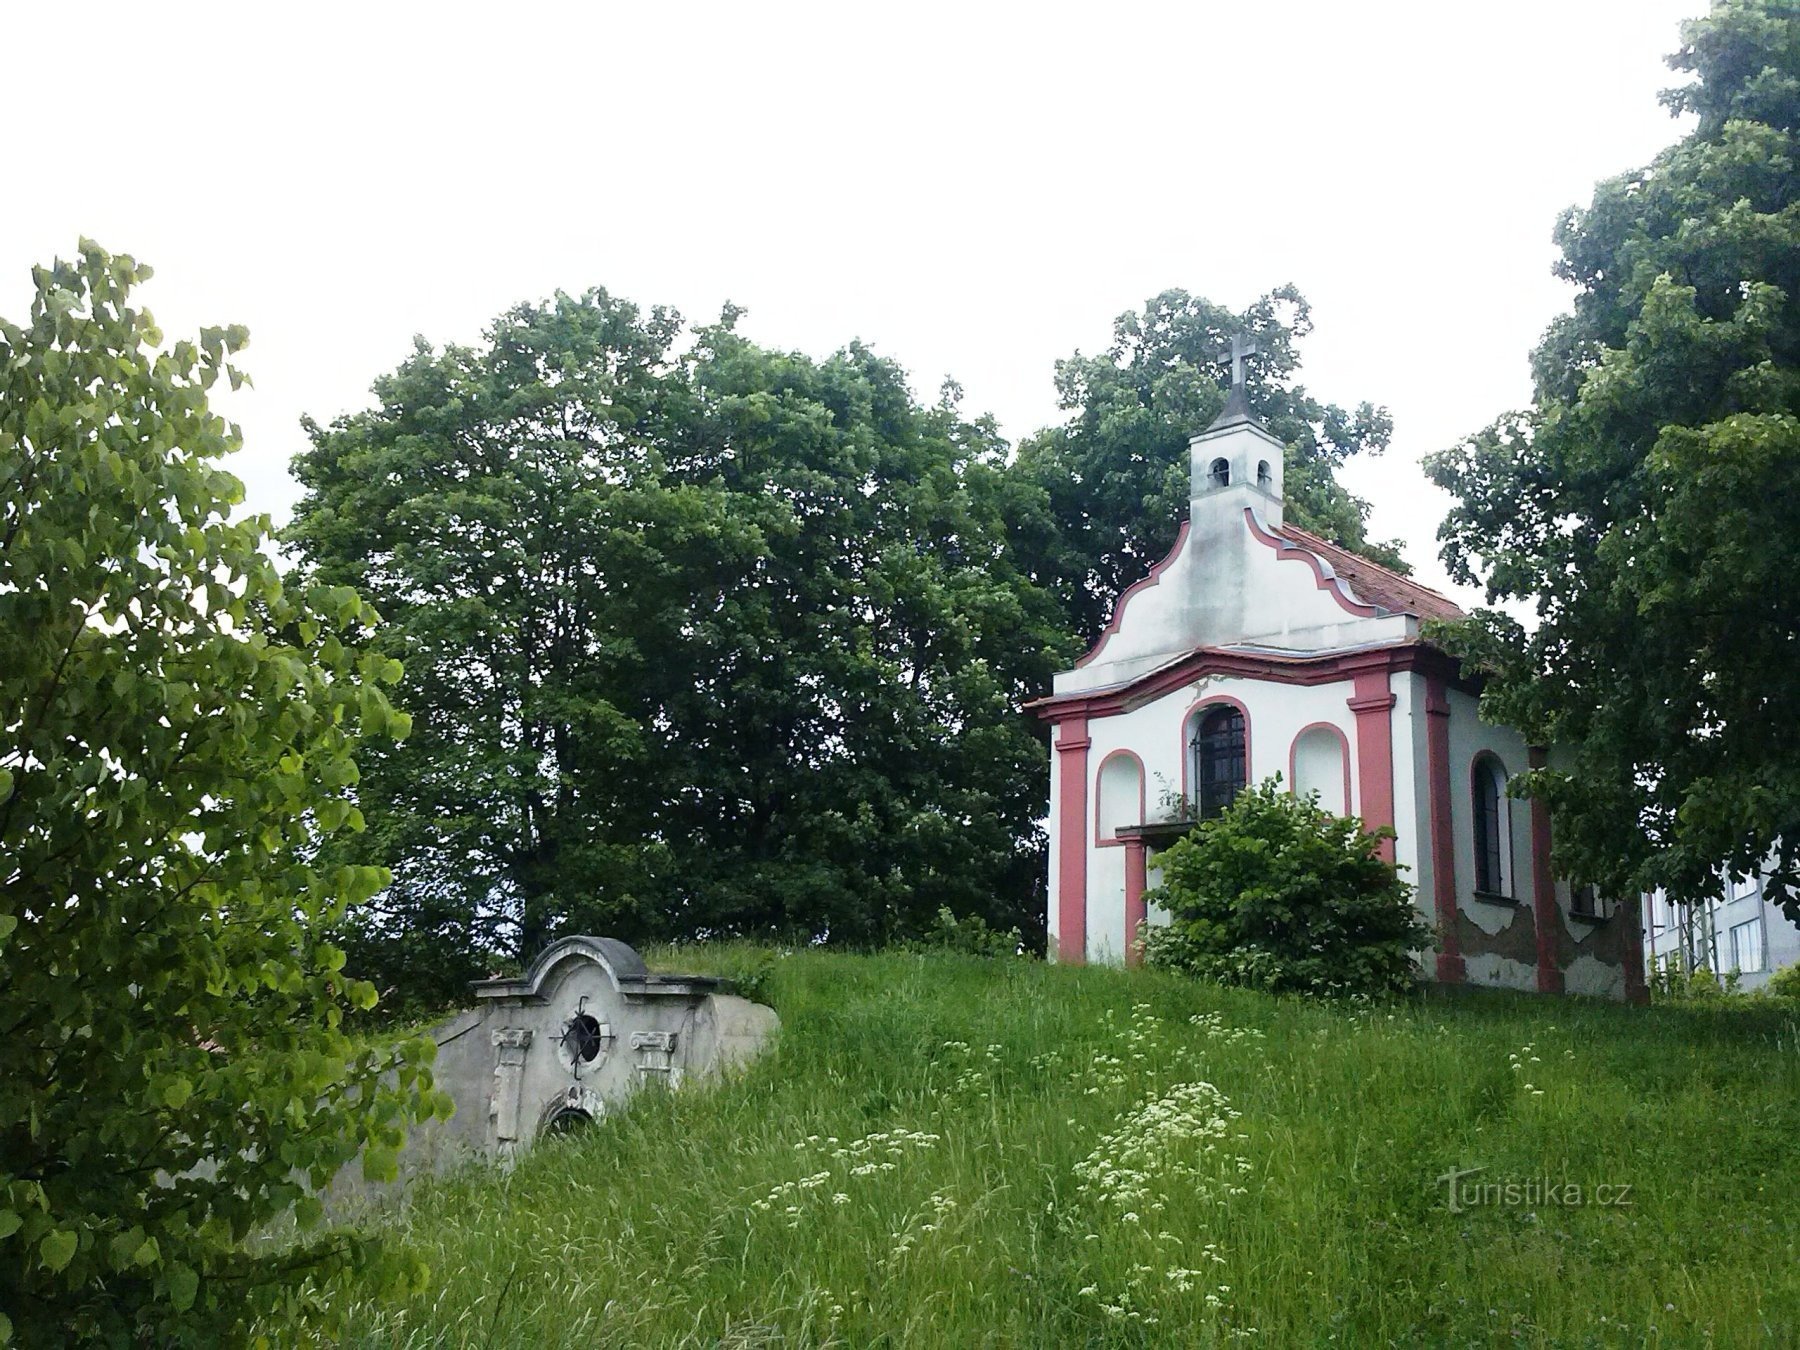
1472,755,1510,895
1256,459,1272,490
1208,457,1230,488
1190,705,1247,819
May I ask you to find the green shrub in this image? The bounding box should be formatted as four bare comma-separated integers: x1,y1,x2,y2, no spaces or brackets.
0,244,443,1346
1142,777,1428,998
1650,954,1744,1003
911,906,1026,959
1765,961,1800,1001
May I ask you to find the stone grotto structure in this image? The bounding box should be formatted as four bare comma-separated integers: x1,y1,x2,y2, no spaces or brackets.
415,936,778,1166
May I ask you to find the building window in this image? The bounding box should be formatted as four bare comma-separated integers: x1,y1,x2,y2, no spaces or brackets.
1209,457,1230,488
1730,918,1764,973
1571,885,1608,920
1472,755,1509,896
1257,459,1272,490
1190,705,1247,819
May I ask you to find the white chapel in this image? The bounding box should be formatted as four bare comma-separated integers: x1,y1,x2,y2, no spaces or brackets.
1029,342,1645,1001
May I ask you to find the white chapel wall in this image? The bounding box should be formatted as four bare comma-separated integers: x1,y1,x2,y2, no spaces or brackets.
1046,734,1062,957
1079,674,1360,964
1056,493,1418,697
1088,840,1129,965
1390,671,1429,925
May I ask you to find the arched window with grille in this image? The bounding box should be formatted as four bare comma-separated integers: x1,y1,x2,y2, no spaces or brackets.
1208,457,1230,488
1189,704,1248,819
1472,754,1510,896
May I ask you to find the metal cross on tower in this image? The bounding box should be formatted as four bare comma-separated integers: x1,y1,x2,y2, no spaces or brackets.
1221,333,1258,387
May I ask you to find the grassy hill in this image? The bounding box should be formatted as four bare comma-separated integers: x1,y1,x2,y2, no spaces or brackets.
327,950,1800,1346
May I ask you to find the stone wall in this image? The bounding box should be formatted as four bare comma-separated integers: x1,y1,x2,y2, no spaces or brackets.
371,937,779,1187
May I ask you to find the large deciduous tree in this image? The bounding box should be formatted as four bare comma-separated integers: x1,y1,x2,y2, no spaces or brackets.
1010,285,1403,647
1426,0,1800,918
288,293,713,999
288,295,1070,997
0,244,441,1344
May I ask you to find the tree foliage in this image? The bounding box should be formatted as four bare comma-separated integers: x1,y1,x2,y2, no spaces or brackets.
288,295,1073,998
0,244,444,1344
1142,778,1427,998
1010,286,1405,646
1426,0,1800,917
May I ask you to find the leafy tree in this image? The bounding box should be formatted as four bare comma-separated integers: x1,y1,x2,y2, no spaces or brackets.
1010,286,1404,646
1142,778,1427,998
289,291,714,1000
651,325,1072,948
1426,0,1800,920
288,296,1071,993
0,243,443,1344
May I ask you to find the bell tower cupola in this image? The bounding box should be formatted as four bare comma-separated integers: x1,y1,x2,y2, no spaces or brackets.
1188,332,1286,526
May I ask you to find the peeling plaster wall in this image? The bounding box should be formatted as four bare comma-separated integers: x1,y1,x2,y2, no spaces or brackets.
1435,696,1632,998
1464,953,1538,992
1565,953,1627,1000
1445,687,1534,942
1455,906,1541,992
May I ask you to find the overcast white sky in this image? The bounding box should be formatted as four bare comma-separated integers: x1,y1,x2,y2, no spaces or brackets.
4,0,1702,604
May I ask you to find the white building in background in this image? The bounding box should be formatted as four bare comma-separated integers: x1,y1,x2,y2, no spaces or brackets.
1027,343,1645,1001
1643,876,1800,990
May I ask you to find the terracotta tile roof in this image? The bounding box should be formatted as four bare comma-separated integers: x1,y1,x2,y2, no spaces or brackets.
1274,523,1466,622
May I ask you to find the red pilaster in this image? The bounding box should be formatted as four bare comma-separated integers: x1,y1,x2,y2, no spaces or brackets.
1527,747,1565,994
1124,838,1148,967
1424,676,1466,983
1623,896,1650,1005
1347,669,1397,863
1055,717,1091,964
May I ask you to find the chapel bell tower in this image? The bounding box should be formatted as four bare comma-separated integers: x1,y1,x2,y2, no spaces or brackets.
1188,333,1286,527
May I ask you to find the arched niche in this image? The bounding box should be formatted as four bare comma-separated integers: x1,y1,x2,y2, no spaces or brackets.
1290,723,1350,816
1094,751,1145,844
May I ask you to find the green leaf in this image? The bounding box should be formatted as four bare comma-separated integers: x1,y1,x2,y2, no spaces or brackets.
362,1145,398,1184
165,1263,198,1312
109,1227,159,1270
38,1229,76,1273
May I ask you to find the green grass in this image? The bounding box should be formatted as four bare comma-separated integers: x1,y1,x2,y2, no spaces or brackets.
327,950,1800,1346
